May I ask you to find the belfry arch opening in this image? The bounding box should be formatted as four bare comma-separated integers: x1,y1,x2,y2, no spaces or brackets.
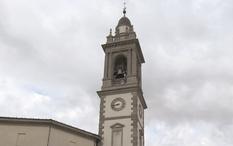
113,55,127,80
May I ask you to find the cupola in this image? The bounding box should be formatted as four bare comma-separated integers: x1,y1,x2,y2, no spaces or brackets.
106,7,136,43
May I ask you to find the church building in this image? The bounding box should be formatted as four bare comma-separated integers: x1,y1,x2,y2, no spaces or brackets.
0,8,147,146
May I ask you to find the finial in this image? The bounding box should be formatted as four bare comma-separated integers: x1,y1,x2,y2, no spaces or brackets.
123,0,126,16
110,28,112,36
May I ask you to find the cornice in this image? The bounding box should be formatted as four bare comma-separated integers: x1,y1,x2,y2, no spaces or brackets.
101,39,145,63
97,86,147,109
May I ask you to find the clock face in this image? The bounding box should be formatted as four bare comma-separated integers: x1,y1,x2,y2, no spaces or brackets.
111,98,126,111
139,104,143,118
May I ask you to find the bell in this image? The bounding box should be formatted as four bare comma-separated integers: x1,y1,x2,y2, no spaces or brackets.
117,68,123,75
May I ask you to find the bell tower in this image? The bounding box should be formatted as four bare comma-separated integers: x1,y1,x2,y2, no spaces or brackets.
97,7,147,146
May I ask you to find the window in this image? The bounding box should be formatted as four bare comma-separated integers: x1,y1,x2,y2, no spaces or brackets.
16,133,26,146
111,123,124,146
112,129,122,146
139,130,143,146
69,141,76,146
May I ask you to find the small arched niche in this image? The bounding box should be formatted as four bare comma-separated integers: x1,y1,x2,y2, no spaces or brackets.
113,55,127,80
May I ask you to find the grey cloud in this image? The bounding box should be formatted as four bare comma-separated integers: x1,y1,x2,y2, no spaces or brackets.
0,0,233,145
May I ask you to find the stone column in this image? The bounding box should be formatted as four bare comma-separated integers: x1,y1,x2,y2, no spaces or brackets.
104,54,108,79
108,52,112,79
127,49,132,76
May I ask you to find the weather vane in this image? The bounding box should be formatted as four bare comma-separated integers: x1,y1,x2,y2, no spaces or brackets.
123,0,126,16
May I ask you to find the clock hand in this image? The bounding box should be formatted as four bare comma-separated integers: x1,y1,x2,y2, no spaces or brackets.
114,103,120,106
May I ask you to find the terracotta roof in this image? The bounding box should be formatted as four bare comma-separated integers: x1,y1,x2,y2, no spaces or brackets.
0,117,100,140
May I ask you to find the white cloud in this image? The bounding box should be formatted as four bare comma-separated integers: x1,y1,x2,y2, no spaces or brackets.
146,120,233,146
0,78,50,115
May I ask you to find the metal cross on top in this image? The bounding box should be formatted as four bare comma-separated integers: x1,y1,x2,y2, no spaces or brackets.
123,0,126,16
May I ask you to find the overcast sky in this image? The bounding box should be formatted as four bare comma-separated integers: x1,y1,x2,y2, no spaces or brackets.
0,0,233,145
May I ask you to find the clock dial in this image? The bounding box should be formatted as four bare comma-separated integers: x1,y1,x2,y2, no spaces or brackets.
139,104,143,118
111,98,126,111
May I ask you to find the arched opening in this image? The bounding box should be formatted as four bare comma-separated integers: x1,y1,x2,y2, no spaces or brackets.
113,55,127,80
